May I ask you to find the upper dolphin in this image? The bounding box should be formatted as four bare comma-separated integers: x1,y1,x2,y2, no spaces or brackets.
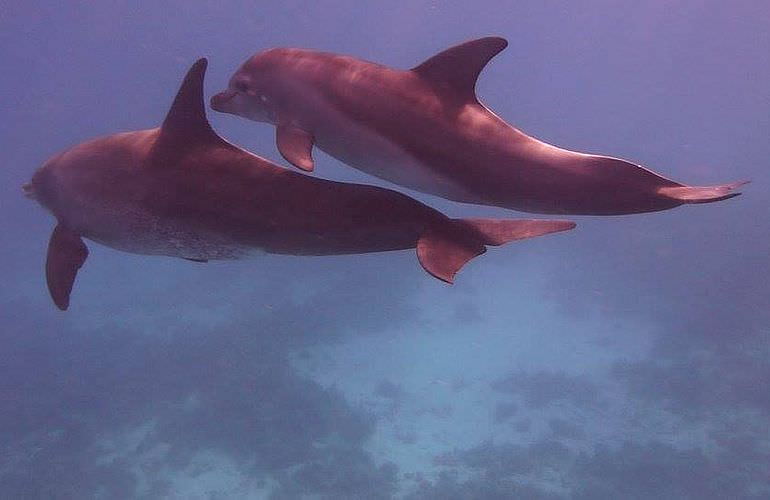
24,58,575,310
211,37,746,216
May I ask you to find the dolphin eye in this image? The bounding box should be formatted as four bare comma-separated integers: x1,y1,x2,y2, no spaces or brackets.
234,81,250,92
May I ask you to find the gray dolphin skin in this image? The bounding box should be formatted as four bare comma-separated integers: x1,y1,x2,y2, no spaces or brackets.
211,37,747,215
24,59,576,310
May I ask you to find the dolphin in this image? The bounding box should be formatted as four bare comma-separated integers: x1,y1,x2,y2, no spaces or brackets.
211,37,747,216
24,58,576,310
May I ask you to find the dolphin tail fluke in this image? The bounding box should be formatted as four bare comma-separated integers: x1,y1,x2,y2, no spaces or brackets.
457,218,577,246
417,225,486,284
658,181,749,204
417,218,576,284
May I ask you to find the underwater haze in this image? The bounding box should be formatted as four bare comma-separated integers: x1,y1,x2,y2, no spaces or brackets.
2,1,769,498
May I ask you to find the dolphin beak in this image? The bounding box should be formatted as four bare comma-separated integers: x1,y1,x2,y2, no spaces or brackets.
210,90,236,112
22,182,35,200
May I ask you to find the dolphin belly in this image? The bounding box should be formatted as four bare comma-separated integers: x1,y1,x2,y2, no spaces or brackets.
82,213,265,261
305,92,483,203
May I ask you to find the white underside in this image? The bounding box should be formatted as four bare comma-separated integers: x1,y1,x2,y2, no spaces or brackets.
82,209,264,261
301,91,481,203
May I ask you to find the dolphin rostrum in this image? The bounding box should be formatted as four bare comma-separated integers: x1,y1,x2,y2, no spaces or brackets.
211,37,746,216
24,58,576,310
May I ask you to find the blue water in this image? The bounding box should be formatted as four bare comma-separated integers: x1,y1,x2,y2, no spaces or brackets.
2,1,769,498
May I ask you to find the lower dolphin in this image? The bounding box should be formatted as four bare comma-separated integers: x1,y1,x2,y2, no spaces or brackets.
25,59,576,310
211,37,746,215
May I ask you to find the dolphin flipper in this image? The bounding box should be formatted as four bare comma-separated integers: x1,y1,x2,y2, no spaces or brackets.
46,224,89,310
277,125,315,172
417,218,576,283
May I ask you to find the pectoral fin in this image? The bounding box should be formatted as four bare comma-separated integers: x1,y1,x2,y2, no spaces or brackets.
277,125,315,172
46,224,89,311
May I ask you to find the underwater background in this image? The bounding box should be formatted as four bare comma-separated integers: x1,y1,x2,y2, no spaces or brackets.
2,1,769,498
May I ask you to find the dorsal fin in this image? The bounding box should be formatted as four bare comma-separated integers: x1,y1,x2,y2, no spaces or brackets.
411,37,508,102
151,58,230,167
158,58,217,145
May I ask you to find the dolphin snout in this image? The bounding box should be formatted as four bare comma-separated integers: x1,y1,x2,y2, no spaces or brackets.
22,182,35,200
210,90,236,112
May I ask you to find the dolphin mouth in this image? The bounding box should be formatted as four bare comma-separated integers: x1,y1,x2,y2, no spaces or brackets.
22,182,35,200
210,90,236,112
